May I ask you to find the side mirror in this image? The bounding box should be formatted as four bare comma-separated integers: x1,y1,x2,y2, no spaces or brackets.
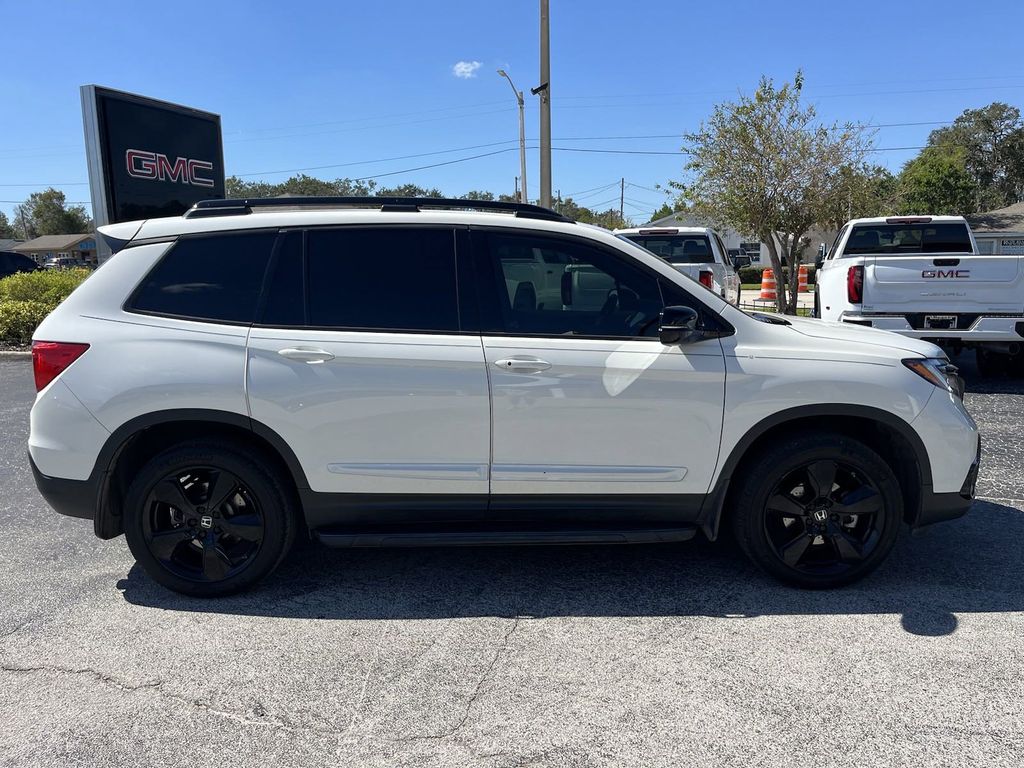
814,255,824,271
659,305,700,345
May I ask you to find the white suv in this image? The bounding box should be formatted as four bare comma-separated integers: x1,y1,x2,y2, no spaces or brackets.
29,198,980,596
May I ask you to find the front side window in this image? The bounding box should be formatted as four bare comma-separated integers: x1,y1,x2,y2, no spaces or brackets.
305,227,459,332
484,233,664,338
128,231,277,323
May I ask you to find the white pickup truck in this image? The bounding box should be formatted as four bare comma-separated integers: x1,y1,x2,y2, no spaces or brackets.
816,216,1024,376
615,226,742,305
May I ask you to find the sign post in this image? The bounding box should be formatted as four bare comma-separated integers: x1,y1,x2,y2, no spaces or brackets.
81,85,224,261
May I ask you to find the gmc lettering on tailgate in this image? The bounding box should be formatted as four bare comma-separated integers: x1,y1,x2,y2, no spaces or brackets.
921,269,970,279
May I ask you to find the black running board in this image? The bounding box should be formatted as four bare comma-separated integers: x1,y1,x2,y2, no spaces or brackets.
312,525,698,548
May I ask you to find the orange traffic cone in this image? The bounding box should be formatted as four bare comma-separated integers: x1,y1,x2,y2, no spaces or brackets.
759,269,777,301
798,264,809,293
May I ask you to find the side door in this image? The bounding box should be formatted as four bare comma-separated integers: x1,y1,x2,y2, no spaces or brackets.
473,228,727,515
246,226,491,504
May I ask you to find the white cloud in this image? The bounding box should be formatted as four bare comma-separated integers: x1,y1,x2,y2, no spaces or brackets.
452,60,482,79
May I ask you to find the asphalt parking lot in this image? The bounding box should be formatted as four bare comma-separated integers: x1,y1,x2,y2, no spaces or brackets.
1,355,1022,768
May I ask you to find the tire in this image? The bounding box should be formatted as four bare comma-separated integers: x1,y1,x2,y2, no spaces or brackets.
730,432,903,589
976,348,1008,378
123,440,298,596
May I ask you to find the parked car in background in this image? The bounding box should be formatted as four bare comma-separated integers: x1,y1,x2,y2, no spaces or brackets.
43,255,87,270
29,197,978,596
615,226,742,305
0,250,42,279
816,216,1024,377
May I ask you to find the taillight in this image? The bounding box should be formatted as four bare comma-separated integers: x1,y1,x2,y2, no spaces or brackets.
847,266,864,304
32,341,89,392
699,271,714,289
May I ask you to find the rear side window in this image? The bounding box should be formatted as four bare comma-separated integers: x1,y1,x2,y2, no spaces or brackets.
129,231,276,323
305,227,458,332
842,223,973,255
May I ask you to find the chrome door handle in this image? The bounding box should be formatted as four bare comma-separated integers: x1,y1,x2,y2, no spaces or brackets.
278,347,335,364
493,357,552,372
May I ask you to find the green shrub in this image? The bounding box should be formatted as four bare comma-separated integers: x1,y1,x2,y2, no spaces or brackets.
0,268,91,345
0,300,52,345
0,267,91,305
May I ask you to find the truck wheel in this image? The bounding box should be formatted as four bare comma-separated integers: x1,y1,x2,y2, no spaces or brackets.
976,348,1008,378
124,440,298,597
730,432,902,589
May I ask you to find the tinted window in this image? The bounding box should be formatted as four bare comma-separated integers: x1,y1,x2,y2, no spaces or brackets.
487,233,664,338
306,227,458,332
0,253,9,270
842,223,973,255
129,232,276,323
621,234,715,264
259,232,304,326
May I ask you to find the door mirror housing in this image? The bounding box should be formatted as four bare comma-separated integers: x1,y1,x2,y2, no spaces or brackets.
659,305,700,345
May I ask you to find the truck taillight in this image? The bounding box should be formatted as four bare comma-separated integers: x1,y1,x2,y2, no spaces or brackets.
699,271,714,289
32,341,89,392
847,266,864,304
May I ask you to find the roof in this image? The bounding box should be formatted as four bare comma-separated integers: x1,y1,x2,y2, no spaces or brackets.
965,202,1024,233
12,234,95,253
0,239,24,251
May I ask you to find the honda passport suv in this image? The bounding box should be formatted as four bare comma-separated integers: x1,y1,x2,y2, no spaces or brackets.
29,198,980,596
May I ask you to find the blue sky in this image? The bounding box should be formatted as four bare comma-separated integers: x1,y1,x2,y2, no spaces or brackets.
2,0,1023,224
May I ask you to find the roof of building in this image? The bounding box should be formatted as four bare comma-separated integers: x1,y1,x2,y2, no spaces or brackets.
12,234,95,253
966,202,1024,233
0,239,24,251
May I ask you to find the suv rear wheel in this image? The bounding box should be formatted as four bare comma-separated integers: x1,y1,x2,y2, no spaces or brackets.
730,432,902,588
124,441,298,596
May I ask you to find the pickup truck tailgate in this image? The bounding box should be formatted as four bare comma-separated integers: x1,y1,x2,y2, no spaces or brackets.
865,254,1024,314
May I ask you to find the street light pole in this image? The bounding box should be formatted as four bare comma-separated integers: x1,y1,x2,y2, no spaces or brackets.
537,0,552,208
497,69,528,204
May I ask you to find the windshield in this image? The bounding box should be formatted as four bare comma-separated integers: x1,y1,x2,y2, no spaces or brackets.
843,223,973,255
620,234,715,264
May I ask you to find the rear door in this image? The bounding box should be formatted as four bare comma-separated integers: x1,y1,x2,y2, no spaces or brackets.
474,229,726,507
246,226,490,498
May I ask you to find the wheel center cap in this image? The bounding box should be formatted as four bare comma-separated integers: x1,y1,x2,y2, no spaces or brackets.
199,515,214,529
811,508,829,523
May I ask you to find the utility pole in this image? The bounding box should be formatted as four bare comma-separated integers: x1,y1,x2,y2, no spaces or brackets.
620,177,625,221
497,70,528,204
537,0,552,208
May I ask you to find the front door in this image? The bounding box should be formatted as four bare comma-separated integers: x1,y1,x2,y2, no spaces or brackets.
246,227,490,499
473,229,727,512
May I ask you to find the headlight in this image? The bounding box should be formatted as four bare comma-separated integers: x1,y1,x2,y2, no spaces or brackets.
902,357,964,398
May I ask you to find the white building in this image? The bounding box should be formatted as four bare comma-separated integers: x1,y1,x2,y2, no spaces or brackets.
966,202,1024,255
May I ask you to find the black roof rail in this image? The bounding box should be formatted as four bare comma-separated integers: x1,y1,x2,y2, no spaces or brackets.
183,196,574,223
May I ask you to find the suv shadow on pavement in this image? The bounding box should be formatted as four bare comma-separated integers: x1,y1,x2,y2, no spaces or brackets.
118,498,1023,637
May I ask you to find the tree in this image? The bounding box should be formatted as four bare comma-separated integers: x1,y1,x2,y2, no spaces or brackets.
461,190,495,201
676,72,871,313
0,212,15,240
821,164,897,230
648,202,675,222
12,189,92,239
927,102,1024,210
897,146,977,215
552,197,630,229
225,174,377,198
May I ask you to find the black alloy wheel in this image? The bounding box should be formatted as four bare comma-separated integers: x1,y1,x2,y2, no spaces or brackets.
762,459,883,576
731,432,902,588
141,467,265,583
124,441,297,596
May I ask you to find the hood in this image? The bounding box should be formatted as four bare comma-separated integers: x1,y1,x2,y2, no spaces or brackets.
781,315,944,358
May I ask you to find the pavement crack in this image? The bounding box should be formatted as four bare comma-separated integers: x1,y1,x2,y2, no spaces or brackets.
404,614,523,742
1,662,164,694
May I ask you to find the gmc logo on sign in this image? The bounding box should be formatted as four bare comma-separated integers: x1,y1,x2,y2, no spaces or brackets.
125,149,215,188
922,269,970,279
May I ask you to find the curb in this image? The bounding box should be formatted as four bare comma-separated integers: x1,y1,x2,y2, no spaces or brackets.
0,351,31,359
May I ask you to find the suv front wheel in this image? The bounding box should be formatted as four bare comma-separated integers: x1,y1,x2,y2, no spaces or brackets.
124,440,298,596
730,432,903,588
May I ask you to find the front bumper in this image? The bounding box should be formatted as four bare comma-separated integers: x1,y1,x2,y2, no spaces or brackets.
840,313,1024,343
914,437,980,529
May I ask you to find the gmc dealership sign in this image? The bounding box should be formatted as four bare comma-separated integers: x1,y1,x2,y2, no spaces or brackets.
81,85,224,258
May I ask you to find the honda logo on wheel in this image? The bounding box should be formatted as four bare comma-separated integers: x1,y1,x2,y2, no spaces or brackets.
922,269,970,279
